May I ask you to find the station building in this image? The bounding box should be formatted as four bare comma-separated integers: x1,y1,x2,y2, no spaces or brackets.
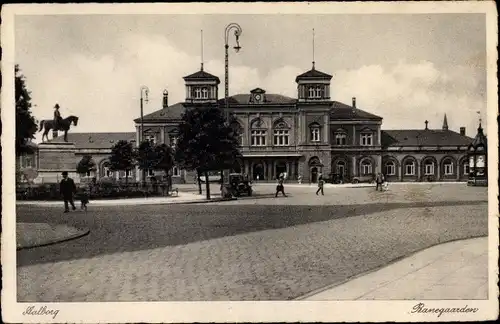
28,63,480,185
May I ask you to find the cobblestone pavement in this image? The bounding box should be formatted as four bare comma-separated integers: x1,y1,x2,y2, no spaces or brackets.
16,184,488,301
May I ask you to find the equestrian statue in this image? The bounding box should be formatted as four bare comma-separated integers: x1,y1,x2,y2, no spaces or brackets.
39,103,79,142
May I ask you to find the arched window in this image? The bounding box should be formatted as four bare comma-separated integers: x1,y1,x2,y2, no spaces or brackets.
273,119,290,146
172,166,180,177
443,159,454,175
250,118,267,147
404,160,415,175
424,160,435,175
385,161,396,176
361,159,372,175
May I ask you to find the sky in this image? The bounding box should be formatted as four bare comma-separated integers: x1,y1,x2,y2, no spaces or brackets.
14,13,487,143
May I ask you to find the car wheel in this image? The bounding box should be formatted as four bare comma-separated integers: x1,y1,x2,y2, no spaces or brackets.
352,179,359,184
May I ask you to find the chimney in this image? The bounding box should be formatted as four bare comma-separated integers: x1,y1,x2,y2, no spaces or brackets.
424,120,429,130
162,89,169,108
352,97,356,108
460,127,466,136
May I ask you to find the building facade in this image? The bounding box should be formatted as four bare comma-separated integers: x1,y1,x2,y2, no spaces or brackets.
133,64,474,184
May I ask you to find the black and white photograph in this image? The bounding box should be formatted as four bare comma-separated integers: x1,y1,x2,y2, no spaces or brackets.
1,2,498,323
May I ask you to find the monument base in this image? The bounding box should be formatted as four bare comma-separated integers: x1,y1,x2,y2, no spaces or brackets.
36,142,78,183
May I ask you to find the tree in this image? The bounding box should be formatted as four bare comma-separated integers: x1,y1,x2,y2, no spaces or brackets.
136,140,157,175
108,140,136,184
175,106,241,199
152,143,175,193
14,65,38,156
76,155,96,176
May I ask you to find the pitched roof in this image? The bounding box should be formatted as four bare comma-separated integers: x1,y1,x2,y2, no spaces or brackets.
218,94,297,105
295,67,333,82
43,132,136,149
183,69,220,82
381,129,473,147
330,101,383,120
136,102,185,122
470,125,487,148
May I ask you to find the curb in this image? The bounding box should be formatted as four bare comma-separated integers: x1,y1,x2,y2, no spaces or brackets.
16,196,238,207
17,226,91,251
294,235,488,300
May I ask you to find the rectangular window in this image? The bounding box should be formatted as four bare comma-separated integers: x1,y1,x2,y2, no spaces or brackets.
464,163,469,175
335,133,347,146
360,133,373,146
148,169,155,176
194,88,202,99
251,130,267,146
273,130,289,146
361,164,372,175
311,128,321,142
424,163,434,175
444,164,453,175
405,163,415,175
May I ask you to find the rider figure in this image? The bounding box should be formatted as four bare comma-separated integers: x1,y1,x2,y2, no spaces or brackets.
53,103,62,131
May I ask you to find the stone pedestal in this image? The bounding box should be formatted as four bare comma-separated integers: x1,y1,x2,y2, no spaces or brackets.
37,142,78,183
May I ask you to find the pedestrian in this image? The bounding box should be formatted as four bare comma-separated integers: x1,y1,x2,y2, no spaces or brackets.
77,183,90,211
298,174,302,184
375,172,385,191
60,171,76,213
275,175,287,197
316,175,325,195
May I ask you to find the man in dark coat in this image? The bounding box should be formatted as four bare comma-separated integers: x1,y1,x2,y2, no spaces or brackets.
60,171,76,212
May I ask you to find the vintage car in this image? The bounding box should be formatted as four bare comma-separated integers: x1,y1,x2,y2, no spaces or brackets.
228,173,253,197
351,174,376,184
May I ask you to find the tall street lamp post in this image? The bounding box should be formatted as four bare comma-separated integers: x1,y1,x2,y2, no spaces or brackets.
140,85,149,185
224,23,242,121
140,86,150,143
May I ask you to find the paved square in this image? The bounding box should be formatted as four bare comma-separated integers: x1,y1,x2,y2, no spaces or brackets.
16,183,488,301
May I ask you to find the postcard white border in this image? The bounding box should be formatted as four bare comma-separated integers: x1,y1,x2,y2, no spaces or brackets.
2,2,498,323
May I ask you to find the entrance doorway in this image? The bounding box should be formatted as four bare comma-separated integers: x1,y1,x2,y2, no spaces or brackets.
275,162,287,179
311,167,319,183
253,163,265,181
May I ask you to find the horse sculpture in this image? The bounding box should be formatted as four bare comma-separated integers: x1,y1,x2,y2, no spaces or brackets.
39,115,79,142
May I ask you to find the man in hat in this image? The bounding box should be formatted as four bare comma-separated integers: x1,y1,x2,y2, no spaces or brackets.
60,171,76,212
53,103,62,131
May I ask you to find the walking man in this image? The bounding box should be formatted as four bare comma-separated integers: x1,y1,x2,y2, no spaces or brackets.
60,171,77,213
275,175,287,197
316,175,325,195
375,172,385,191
